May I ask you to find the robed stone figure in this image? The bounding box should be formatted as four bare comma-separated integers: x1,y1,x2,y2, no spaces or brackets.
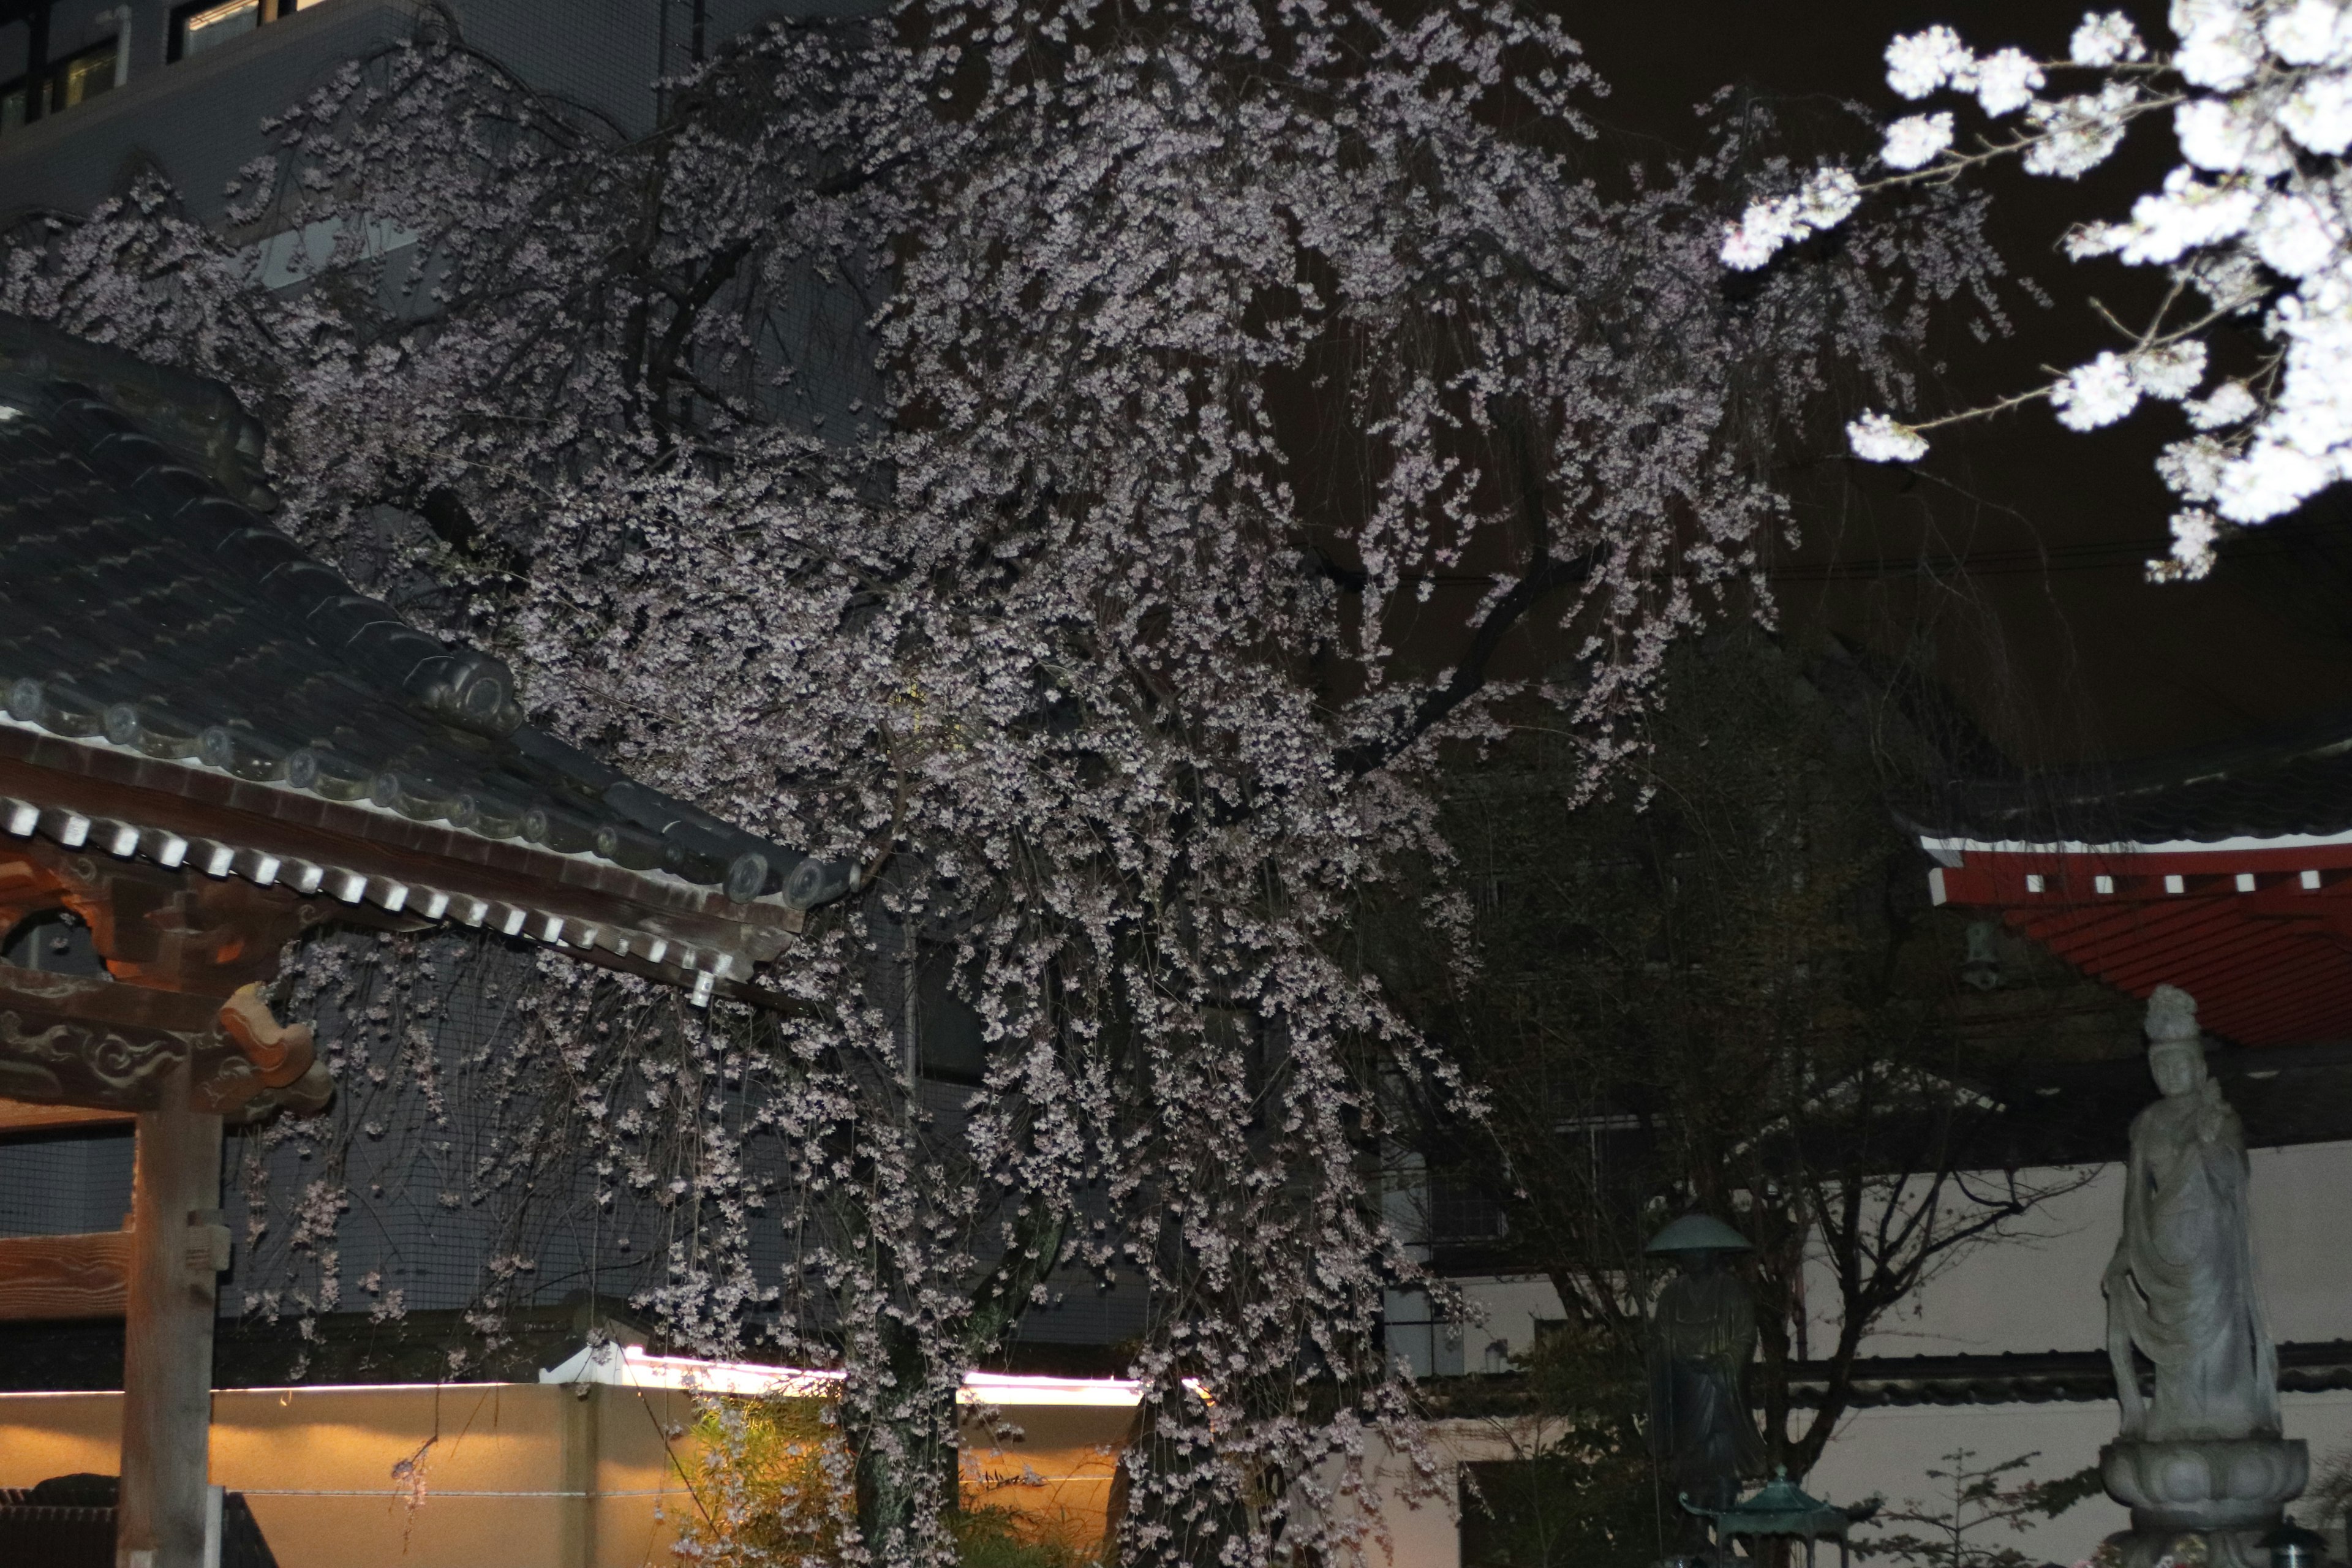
1646,1213,1771,1545
2103,984,2280,1444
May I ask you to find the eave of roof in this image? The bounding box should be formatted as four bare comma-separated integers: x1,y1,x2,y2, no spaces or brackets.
1785,1341,2352,1408
1922,835,2352,1046
0,714,792,1002
1908,704,2352,850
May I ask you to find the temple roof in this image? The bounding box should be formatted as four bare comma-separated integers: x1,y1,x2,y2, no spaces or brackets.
1911,707,2352,852
1907,709,2352,1048
0,315,850,998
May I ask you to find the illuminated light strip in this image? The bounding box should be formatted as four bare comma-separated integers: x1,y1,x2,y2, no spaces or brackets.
227,1488,690,1499
963,1370,1151,1408
538,1346,1152,1408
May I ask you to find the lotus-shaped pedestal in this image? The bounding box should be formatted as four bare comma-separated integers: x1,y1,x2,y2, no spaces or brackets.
2101,1437,2308,1532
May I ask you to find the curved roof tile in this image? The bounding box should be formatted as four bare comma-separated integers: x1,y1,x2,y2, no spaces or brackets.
0,319,853,996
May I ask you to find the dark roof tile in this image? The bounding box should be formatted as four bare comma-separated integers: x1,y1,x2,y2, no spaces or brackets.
0,330,853,925
1912,707,2352,847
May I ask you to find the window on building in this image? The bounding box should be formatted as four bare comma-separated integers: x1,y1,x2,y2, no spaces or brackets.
1428,1174,1510,1247
48,37,120,113
171,0,262,61
168,0,330,66
0,37,119,134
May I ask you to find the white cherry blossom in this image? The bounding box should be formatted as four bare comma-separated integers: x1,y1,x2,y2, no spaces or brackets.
1887,26,1977,99
2074,12,2150,66
7,4,2002,1561
2265,0,2352,63
2130,339,2211,398
2154,507,2224,579
2052,352,2143,429
1883,113,1958,169
2188,379,2263,426
1736,2,2352,578
1975,50,2049,116
2280,69,2352,150
1847,410,1931,463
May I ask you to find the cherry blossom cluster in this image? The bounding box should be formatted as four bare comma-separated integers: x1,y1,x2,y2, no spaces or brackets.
2,1,2002,1559
1726,1,2352,580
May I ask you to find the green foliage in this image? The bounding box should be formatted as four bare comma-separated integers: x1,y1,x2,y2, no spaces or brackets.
674,1395,853,1567
669,1394,1107,1566
1457,1326,1660,1568
949,1504,1101,1568
2297,1441,2352,1536
1856,1447,2100,1568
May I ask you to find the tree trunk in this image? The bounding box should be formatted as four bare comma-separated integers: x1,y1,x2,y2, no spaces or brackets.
851,1316,960,1564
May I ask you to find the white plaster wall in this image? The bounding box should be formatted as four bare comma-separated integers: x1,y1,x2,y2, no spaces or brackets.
1411,1139,2352,1375
1810,1139,2352,1359
1459,1276,1565,1369
1376,1144,2352,1567
1807,1390,2352,1567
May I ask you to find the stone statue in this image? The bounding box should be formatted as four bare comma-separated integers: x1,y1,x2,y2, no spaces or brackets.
2105,984,2278,1442
2099,986,2307,1568
1646,1213,1770,1558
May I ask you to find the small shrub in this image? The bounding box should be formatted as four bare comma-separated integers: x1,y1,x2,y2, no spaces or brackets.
951,1503,1101,1568
673,1395,853,1567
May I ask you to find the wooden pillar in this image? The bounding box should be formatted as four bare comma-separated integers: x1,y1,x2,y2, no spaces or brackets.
116,1055,225,1568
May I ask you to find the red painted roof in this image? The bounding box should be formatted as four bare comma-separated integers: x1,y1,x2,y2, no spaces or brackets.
1926,837,2352,1046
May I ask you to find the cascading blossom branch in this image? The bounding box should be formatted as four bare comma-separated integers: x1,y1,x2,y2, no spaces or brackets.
0,0,2008,1560
1724,1,2352,582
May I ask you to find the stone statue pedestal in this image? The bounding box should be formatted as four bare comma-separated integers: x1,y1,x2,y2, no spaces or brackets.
2100,1437,2309,1568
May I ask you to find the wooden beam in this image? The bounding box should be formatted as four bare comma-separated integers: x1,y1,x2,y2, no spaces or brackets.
0,1229,132,1319
0,1097,135,1137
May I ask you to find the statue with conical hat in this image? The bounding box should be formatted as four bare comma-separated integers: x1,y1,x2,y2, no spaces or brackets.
2098,986,2307,1568
1646,1213,1770,1560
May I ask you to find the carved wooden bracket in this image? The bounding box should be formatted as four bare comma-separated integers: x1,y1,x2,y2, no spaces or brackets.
0,836,330,1117
0,961,326,1117
0,835,316,997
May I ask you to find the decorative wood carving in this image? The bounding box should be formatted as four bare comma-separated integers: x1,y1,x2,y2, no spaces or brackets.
0,835,314,997
0,960,325,1116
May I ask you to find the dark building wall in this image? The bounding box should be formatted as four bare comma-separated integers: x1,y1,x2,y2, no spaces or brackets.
0,0,867,223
